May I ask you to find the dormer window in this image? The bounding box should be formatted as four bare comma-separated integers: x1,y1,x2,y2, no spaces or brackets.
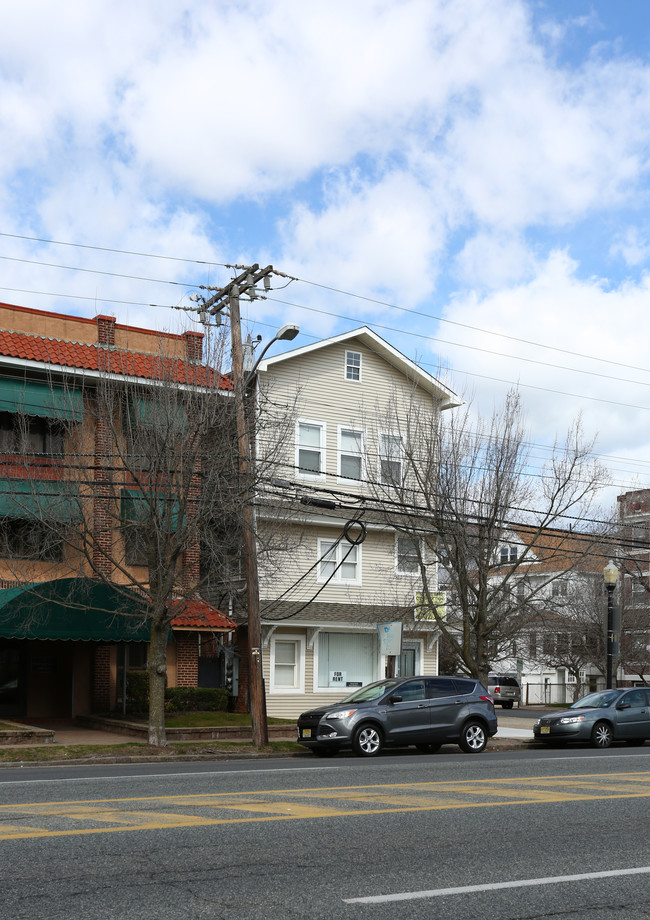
345,351,361,381
500,545,518,564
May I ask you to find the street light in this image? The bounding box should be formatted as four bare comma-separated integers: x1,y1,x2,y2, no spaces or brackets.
603,560,619,689
244,324,299,383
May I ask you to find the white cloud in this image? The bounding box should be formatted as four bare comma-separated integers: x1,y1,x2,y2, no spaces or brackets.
439,251,650,465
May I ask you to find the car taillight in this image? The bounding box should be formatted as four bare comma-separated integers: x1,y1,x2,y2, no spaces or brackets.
494,686,500,694
480,694,493,704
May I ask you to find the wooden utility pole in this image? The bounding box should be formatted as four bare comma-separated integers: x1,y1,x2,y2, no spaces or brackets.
200,264,272,747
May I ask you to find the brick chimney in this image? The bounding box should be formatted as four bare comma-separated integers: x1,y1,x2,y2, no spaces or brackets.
183,331,203,362
95,315,116,347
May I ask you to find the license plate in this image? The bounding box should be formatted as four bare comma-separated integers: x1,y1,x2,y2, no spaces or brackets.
302,728,311,738
541,726,550,734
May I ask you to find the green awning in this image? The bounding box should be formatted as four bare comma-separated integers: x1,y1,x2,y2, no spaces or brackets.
121,489,183,530
0,578,151,641
0,479,81,522
127,395,187,431
0,378,83,422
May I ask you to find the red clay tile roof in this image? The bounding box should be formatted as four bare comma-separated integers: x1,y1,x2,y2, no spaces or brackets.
0,330,232,390
171,598,236,631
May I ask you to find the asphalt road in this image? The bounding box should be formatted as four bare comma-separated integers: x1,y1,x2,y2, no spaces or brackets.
1,745,649,920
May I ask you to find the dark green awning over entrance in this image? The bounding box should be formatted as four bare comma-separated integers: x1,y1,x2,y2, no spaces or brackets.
0,578,151,641
0,378,83,422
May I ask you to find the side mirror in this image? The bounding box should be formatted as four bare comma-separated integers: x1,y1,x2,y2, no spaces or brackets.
617,702,631,710
389,695,402,705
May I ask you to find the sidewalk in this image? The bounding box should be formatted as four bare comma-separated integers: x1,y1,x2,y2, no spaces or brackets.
495,714,537,740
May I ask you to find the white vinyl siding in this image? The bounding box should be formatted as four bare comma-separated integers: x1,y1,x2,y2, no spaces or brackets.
338,426,364,481
316,632,378,688
296,420,325,479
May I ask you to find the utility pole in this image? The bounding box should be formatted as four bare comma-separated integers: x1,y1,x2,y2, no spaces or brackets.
198,264,272,747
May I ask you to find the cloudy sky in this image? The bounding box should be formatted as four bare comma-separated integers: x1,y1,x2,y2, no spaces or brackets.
1,0,650,511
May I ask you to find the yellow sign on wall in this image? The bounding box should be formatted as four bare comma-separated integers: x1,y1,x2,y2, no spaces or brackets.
415,592,446,621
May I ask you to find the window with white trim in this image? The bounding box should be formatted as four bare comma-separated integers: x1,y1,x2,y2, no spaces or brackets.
379,432,402,485
396,534,420,574
318,538,360,584
316,631,378,688
345,350,361,381
499,545,518,564
338,427,364,481
296,420,325,478
270,636,305,693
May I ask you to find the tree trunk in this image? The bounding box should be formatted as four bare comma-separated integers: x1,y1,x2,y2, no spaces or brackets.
147,619,168,747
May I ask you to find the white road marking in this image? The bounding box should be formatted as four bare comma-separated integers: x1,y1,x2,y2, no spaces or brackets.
344,866,650,904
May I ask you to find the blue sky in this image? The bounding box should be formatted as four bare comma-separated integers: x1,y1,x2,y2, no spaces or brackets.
1,0,650,510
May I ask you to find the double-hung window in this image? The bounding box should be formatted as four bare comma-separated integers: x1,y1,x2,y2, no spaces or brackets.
396,534,420,575
319,538,360,584
379,432,402,485
296,420,325,478
270,636,305,693
345,350,361,381
338,427,364,481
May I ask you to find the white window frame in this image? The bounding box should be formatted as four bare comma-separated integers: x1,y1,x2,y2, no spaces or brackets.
345,350,361,382
396,534,421,576
337,425,365,482
378,431,403,486
269,634,305,694
317,538,362,585
295,419,326,481
499,544,518,564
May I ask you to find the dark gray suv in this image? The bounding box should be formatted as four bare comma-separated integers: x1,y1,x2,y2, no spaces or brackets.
297,675,497,757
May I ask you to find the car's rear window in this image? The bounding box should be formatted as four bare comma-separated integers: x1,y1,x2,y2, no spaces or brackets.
492,676,519,687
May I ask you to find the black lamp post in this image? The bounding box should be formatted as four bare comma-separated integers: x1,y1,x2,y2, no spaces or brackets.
603,560,618,690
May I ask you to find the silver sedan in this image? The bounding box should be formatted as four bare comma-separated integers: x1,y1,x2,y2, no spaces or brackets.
533,688,650,748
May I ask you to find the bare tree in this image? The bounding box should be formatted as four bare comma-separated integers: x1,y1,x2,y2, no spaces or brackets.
533,579,607,700
369,388,610,686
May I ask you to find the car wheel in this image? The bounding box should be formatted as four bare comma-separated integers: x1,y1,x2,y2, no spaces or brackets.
501,701,514,709
353,724,383,757
415,742,441,754
459,720,487,753
591,721,613,749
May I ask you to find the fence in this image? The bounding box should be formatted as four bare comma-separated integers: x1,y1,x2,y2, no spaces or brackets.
524,681,587,706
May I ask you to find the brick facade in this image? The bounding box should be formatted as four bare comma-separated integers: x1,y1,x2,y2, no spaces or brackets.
92,645,112,711
175,633,199,687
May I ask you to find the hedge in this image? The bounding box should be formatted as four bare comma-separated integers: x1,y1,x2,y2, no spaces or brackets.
165,687,229,712
124,672,229,713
